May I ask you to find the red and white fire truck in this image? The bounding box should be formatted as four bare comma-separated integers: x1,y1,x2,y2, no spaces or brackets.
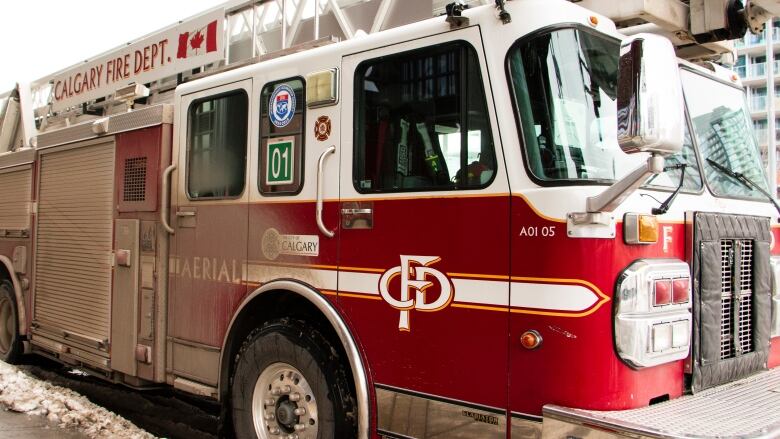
1,0,780,437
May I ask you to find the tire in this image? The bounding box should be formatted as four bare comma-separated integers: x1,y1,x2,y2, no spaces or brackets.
0,280,22,364
231,318,357,439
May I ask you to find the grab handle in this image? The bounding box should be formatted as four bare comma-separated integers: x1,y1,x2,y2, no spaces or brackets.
316,146,336,238
161,164,176,234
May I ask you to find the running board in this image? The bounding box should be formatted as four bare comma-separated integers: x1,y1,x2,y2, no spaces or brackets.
543,368,780,438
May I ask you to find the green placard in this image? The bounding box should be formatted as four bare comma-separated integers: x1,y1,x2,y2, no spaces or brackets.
266,138,295,185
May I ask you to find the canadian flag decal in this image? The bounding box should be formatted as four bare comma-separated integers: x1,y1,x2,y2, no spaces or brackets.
177,20,218,59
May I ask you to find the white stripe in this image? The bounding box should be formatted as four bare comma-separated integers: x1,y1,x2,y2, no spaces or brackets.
244,264,338,291
339,271,381,295
452,278,508,306
509,282,598,311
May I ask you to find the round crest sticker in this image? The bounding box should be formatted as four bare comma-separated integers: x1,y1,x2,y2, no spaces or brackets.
262,228,282,260
314,116,331,141
269,84,296,128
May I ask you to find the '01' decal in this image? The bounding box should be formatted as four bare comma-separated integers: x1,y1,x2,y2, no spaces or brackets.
378,255,453,331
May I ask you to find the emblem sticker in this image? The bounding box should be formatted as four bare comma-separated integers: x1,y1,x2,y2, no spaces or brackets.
269,84,296,128
378,255,453,331
314,115,331,141
262,228,319,260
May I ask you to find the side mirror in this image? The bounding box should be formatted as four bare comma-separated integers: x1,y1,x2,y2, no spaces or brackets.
617,34,684,155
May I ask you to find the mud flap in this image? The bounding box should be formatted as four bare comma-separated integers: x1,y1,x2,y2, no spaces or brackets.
690,212,772,391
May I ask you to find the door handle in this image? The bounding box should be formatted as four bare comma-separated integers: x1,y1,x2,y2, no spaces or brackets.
176,211,196,217
341,208,373,215
316,146,336,238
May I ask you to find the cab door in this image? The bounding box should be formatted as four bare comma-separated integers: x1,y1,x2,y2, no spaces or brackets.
339,28,511,438
169,79,252,386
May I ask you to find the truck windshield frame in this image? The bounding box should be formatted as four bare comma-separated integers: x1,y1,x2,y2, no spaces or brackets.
506,25,703,192
679,67,770,201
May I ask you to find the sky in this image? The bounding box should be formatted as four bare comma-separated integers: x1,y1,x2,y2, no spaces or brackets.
0,0,227,93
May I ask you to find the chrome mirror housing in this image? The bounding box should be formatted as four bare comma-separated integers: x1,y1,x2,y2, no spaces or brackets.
617,34,684,155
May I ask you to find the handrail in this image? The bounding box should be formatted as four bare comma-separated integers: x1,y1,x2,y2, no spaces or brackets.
316,146,336,238
161,164,176,234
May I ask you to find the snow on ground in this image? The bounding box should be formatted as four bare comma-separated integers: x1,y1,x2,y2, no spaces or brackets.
0,360,156,439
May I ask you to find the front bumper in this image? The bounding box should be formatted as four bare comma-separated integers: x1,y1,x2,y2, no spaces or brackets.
543,368,780,438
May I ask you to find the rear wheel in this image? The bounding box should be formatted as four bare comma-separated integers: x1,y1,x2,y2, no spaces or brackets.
0,280,22,364
231,318,356,439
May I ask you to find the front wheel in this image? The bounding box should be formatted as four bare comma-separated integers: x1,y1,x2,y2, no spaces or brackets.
0,280,22,364
231,318,356,439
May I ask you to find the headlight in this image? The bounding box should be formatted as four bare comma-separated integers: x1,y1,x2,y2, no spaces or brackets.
615,259,691,368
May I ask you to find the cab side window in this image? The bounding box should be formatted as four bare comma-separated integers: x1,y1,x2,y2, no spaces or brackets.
259,78,305,195
354,41,496,193
187,91,248,199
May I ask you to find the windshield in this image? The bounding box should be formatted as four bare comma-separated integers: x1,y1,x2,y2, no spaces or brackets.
507,28,701,190
680,69,769,198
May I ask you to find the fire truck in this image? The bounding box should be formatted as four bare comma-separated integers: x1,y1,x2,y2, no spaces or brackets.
1,0,780,437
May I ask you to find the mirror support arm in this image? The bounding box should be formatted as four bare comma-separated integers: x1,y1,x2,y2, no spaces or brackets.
586,154,664,213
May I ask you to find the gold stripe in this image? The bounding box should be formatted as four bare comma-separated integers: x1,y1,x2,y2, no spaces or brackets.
339,192,510,203
245,260,339,270
511,193,567,223
339,266,386,273
446,272,509,280
338,292,382,300
451,303,507,312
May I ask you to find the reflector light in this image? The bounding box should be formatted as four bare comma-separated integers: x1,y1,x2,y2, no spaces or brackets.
671,320,689,348
638,215,659,243
589,15,599,26
672,278,690,304
652,324,673,352
654,280,672,306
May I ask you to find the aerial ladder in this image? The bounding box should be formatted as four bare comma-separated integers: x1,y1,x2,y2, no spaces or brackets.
1,0,779,154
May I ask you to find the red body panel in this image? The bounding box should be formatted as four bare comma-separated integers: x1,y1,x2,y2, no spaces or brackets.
509,196,686,415
338,195,511,409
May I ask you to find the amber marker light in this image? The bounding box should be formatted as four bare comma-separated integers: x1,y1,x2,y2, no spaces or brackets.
624,213,659,245
638,214,659,243
520,330,543,350
588,15,599,27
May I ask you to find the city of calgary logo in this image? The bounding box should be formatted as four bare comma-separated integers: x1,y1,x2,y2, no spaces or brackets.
378,255,453,331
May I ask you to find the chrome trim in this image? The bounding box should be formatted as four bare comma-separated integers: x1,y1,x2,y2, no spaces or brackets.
615,258,691,368
770,256,780,338
220,280,369,439
161,164,176,234
316,146,336,238
0,256,26,336
376,386,505,438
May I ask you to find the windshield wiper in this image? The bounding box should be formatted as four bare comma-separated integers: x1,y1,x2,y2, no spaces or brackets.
706,158,780,218
652,164,686,215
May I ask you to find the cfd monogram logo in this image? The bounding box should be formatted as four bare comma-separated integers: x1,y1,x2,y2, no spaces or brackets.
379,255,453,331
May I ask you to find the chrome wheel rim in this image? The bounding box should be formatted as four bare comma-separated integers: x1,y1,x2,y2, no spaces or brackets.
252,362,319,439
0,295,13,356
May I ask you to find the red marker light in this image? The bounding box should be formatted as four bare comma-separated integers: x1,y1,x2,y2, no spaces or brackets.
654,280,672,306
673,278,690,304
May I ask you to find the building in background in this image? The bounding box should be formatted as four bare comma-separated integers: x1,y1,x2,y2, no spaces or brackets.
734,19,780,190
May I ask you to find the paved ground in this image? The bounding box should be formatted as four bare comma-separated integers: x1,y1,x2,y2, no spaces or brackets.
0,408,86,439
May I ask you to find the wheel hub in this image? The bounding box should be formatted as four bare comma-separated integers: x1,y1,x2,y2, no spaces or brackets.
252,362,319,439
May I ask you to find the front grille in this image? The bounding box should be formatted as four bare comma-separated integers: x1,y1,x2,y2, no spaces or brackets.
720,239,754,359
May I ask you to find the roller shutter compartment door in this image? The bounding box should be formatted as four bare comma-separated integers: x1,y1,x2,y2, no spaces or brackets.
34,140,115,354
0,167,32,231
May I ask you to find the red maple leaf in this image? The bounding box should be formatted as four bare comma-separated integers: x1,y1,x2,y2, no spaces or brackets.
190,32,204,50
